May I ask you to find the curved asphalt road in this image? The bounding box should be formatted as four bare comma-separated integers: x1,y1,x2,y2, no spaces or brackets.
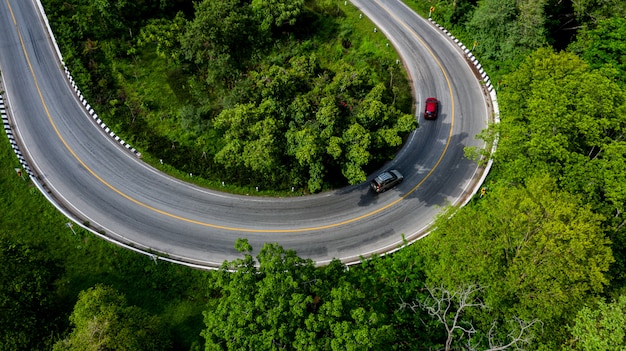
0,0,488,268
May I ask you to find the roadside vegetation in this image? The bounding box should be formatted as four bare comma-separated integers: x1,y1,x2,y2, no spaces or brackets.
42,0,415,194
1,0,626,350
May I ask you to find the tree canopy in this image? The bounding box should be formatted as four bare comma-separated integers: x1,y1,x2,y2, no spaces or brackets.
202,240,393,350
493,48,626,216
570,17,626,85
418,175,613,346
212,57,416,192
566,295,626,350
53,284,171,351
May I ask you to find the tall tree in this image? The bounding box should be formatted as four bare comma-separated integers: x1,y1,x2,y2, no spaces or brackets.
213,99,284,180
251,0,304,31
566,295,626,350
570,17,626,85
137,13,187,63
570,0,626,22
495,48,626,207
53,285,171,351
202,240,392,350
418,175,613,346
180,0,256,86
466,0,547,64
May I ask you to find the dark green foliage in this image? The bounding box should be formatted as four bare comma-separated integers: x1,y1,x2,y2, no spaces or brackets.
212,56,416,192
570,0,626,22
465,0,547,65
180,0,258,87
252,0,305,31
10,0,626,350
0,137,211,349
0,239,62,351
570,17,626,85
352,250,439,350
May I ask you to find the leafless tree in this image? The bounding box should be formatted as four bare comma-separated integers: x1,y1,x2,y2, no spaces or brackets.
478,316,542,351
399,284,483,351
399,284,541,351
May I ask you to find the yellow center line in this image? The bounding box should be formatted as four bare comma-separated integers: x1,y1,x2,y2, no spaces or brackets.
6,0,454,233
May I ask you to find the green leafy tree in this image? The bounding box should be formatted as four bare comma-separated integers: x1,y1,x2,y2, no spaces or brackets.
492,50,626,286
180,0,256,86
352,248,437,349
466,0,520,63
202,240,392,350
137,12,186,63
340,122,371,183
0,239,61,351
495,48,626,206
570,17,626,84
251,0,304,31
419,175,613,345
565,295,626,350
466,0,547,64
215,58,415,192
53,284,171,351
213,99,284,179
570,0,626,22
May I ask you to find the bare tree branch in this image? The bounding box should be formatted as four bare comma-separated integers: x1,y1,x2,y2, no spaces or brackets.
399,284,484,351
484,316,543,351
399,285,541,351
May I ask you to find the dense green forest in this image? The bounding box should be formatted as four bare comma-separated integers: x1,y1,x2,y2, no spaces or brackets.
2,0,626,350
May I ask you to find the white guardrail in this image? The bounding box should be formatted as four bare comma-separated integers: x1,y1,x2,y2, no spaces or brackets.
428,18,500,208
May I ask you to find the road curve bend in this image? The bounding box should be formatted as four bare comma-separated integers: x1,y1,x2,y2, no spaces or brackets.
0,0,489,268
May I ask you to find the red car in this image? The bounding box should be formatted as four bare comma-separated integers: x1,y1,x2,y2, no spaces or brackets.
424,97,439,120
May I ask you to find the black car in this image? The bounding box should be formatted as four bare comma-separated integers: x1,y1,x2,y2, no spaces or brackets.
370,170,403,193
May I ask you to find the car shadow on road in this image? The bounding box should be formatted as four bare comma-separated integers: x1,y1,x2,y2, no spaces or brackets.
358,127,478,208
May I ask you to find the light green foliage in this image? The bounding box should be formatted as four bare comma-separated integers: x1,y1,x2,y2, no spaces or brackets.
251,0,304,31
202,241,392,350
496,48,626,211
566,295,626,350
214,55,415,192
53,285,171,351
341,123,371,183
419,175,613,343
137,13,186,62
570,0,626,22
601,142,626,215
214,100,283,175
45,0,415,193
